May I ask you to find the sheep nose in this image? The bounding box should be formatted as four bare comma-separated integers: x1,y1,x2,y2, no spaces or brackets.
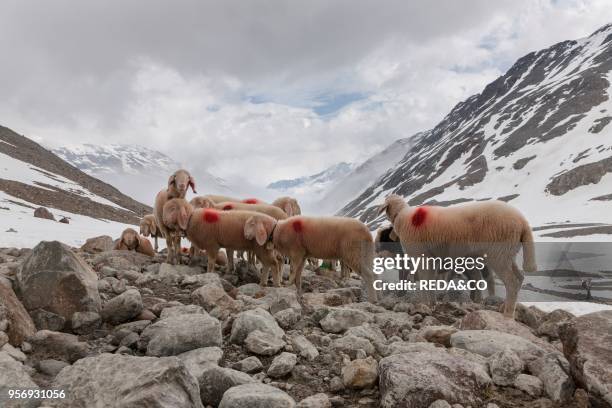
178,184,186,190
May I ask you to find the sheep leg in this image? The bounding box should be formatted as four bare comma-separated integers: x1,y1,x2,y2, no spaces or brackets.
154,235,158,252
341,261,350,282
227,249,235,273
493,260,524,318
206,247,219,274
289,255,306,293
345,254,378,303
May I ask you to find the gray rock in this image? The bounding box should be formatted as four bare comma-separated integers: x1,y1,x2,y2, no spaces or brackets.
17,241,101,321
191,283,241,319
387,341,438,356
528,353,575,403
101,289,143,325
177,346,224,379
114,320,151,334
1,343,26,362
37,359,69,377
238,283,264,297
30,309,66,331
488,348,523,386
34,206,55,220
341,356,378,389
70,311,101,334
297,393,331,408
160,304,208,319
139,314,222,356
268,352,298,378
378,351,491,408
48,353,203,408
27,330,89,363
119,332,139,348
199,364,255,406
558,310,612,407
245,330,286,356
0,351,39,408
274,308,301,329
181,272,224,287
513,374,543,397
290,334,319,361
230,308,285,345
219,383,295,408
345,323,387,345
0,284,36,346
332,334,375,358
428,401,452,408
450,330,546,362
80,235,114,253
319,308,371,333
0,332,8,348
537,309,574,339
233,356,264,373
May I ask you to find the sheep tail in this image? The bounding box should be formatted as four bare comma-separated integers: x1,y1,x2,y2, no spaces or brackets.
521,224,537,272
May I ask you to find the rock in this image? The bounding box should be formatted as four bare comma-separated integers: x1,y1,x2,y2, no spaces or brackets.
274,308,301,329
16,241,101,321
515,304,545,330
268,352,298,378
177,346,223,379
160,304,208,319
139,314,222,356
101,289,143,324
488,348,523,386
230,308,285,345
329,376,344,392
30,309,66,331
219,383,296,408
114,320,151,334
319,308,371,333
514,374,543,397
528,353,575,403
428,401,452,408
0,332,7,348
559,311,612,406
70,311,101,334
459,310,544,346
378,351,491,408
181,272,224,288
245,330,286,356
447,347,489,374
0,351,39,406
1,343,26,362
345,323,387,345
387,341,438,356
93,250,152,270
341,356,378,389
199,364,255,406
418,325,457,347
119,332,139,348
450,330,546,362
49,353,203,408
332,334,375,358
80,235,114,253
297,393,331,408
27,330,89,363
59,217,70,224
290,334,319,361
233,356,264,373
191,283,241,319
537,309,574,340
0,284,36,346
34,206,55,220
136,308,156,321
37,359,69,377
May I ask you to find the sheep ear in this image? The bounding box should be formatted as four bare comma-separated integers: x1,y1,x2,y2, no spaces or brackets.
377,203,389,216
390,230,398,241
243,217,255,240
283,202,293,216
255,222,267,246
168,174,176,188
203,198,214,208
178,206,189,230
188,176,197,193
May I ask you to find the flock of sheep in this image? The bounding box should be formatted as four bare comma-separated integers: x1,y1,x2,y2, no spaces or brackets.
114,168,537,318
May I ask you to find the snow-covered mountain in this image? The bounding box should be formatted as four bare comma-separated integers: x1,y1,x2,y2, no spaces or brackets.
53,144,233,207
0,126,150,247
340,23,612,239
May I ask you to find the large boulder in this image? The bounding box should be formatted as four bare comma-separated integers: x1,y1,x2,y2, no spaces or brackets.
559,310,612,406
219,383,295,408
48,353,203,408
27,330,89,363
16,241,101,322
450,330,547,363
0,284,36,346
101,289,143,325
378,351,491,408
0,351,39,408
80,235,114,253
34,206,55,220
527,353,575,403
230,308,285,345
139,314,222,356
199,364,255,406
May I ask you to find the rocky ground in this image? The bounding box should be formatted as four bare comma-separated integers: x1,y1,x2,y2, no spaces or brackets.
0,238,611,408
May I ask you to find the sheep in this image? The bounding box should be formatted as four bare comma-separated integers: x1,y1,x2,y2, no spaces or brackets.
154,169,196,264
139,214,160,251
114,228,155,257
271,196,302,217
245,214,379,302
162,198,281,287
378,194,536,318
203,194,267,205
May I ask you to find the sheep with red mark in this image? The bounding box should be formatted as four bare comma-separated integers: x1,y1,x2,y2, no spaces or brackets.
271,196,302,217
378,194,537,318
154,169,196,264
162,198,281,286
114,228,155,257
243,214,379,302
139,214,160,252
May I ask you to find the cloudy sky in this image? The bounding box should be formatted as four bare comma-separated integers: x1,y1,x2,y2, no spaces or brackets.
1,0,611,193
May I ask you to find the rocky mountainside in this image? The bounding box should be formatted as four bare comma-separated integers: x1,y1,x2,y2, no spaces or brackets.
267,162,356,192
0,125,150,225
340,24,612,235
53,144,232,207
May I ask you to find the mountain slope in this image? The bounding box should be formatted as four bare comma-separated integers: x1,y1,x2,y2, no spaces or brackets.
340,23,612,234
0,125,150,226
53,144,232,207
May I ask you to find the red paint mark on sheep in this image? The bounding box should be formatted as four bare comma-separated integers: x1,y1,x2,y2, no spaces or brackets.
292,219,304,233
243,198,258,204
222,204,233,210
203,209,220,223
411,207,428,227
